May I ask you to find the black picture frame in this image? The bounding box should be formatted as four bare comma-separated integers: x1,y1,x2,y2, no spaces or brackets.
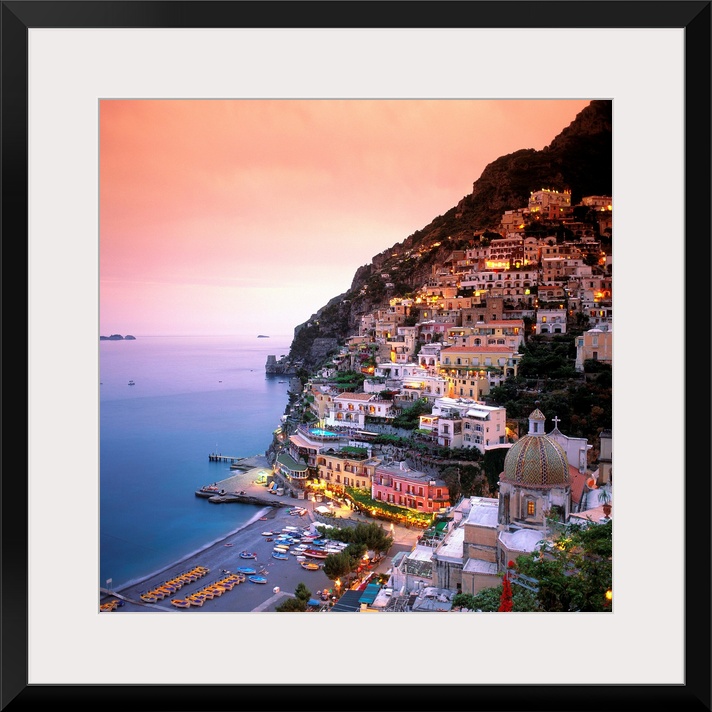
3,2,710,711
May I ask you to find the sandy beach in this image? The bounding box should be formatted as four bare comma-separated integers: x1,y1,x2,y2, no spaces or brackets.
101,455,419,613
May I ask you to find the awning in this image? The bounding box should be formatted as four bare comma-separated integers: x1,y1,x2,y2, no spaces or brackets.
358,583,381,605
276,453,308,472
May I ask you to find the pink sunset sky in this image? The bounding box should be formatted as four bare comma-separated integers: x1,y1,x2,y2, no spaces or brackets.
100,99,592,338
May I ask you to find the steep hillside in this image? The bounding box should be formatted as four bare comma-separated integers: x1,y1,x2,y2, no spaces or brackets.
282,100,612,372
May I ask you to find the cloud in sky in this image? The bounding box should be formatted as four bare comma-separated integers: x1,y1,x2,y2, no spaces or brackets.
100,98,592,337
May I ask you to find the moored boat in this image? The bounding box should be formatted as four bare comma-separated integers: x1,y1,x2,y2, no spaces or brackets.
272,552,289,560
303,549,328,559
171,599,191,608
239,551,257,559
236,566,257,575
300,561,321,571
248,575,268,584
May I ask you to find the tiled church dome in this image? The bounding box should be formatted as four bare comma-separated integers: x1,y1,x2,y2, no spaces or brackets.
501,409,569,487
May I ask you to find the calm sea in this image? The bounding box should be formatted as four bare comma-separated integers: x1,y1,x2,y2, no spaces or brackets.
99,334,293,589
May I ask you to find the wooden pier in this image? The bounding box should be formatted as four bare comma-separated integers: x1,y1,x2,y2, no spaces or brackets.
208,453,245,464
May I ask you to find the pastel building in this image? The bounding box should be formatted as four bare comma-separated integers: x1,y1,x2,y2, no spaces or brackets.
316,448,380,495
535,308,567,335
420,397,508,453
417,342,444,371
372,462,450,514
447,320,525,351
528,188,572,219
324,392,397,429
575,326,613,371
439,345,522,386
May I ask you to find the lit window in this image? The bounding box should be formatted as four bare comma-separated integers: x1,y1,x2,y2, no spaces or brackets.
527,500,535,515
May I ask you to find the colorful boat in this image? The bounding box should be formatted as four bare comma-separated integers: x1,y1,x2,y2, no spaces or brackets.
303,549,328,559
236,566,257,575
248,575,268,584
171,599,191,609
300,562,321,571
272,552,289,560
239,551,257,559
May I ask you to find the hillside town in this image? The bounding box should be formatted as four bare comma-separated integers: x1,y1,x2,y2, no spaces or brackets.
265,188,613,612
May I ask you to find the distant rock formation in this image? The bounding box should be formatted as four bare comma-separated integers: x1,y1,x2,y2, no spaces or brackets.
100,334,136,341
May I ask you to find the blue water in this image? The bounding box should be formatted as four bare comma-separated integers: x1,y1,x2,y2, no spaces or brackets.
100,334,293,589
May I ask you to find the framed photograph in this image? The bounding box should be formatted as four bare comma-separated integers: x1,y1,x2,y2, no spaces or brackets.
4,1,709,710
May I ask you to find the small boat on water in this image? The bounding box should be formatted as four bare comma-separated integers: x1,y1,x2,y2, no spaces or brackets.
128,380,135,386
171,599,191,609
272,552,289,560
248,575,268,584
236,566,257,575
239,551,257,559
300,562,320,571
261,531,274,536
198,484,220,494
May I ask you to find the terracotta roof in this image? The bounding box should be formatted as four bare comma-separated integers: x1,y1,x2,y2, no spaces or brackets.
334,392,374,401
568,465,588,506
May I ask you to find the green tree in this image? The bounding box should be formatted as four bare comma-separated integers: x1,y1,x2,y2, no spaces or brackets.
275,597,307,612
294,582,312,603
453,584,539,612
322,551,352,581
452,592,478,610
392,398,431,430
483,448,508,493
319,521,393,556
515,520,612,612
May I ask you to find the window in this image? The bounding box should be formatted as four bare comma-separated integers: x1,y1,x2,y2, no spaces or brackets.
527,500,535,515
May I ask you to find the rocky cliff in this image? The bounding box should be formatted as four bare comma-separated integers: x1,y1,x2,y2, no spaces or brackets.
273,100,611,374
